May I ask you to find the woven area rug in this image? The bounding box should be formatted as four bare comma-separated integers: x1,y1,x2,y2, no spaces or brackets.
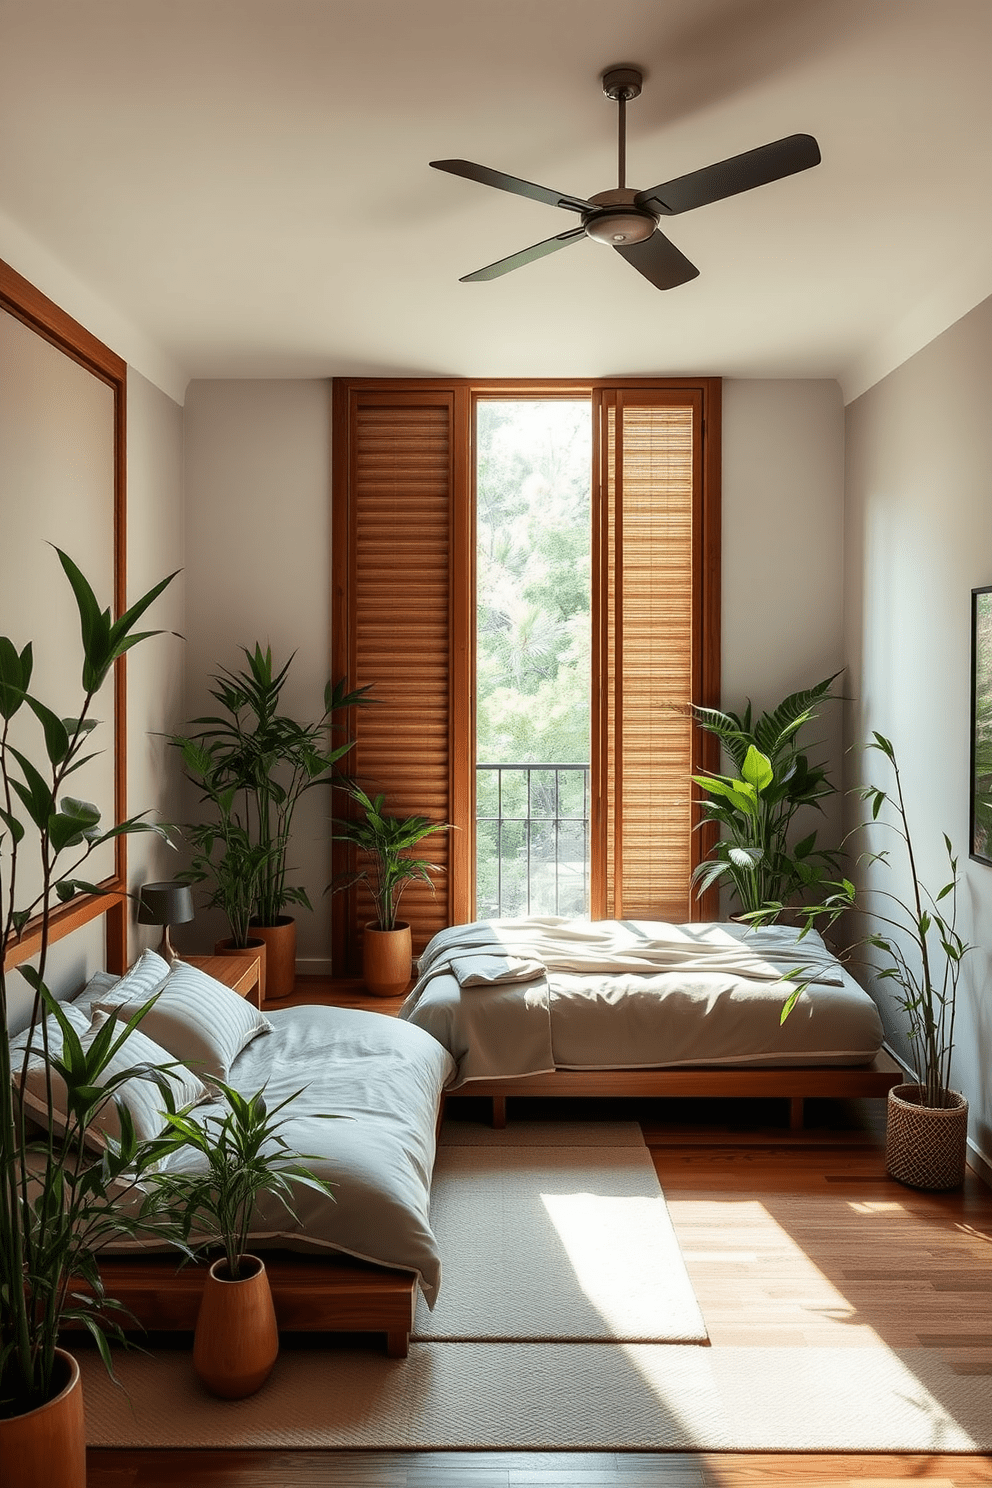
80,1118,992,1452
81,1342,992,1451
414,1120,708,1343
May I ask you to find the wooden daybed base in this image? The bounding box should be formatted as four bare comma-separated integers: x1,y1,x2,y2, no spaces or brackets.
457,1050,904,1130
85,1251,417,1358
78,1054,901,1358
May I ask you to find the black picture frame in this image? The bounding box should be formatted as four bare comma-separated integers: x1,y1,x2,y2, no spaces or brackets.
970,585,992,863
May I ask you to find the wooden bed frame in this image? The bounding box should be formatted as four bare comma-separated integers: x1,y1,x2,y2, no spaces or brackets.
458,1050,904,1130
78,1251,419,1358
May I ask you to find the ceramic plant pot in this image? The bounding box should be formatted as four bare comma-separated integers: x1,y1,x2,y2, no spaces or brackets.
0,1348,86,1488
248,915,296,1001
886,1083,969,1191
214,936,267,1000
193,1253,279,1399
363,921,413,997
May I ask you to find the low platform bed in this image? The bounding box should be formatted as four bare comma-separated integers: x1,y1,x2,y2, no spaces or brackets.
456,1051,903,1130
20,951,455,1358
402,916,897,1129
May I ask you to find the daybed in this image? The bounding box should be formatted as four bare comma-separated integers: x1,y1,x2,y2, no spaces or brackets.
399,916,901,1128
15,951,454,1357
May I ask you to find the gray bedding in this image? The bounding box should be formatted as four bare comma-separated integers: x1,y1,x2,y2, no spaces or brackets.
98,1003,455,1307
399,916,885,1088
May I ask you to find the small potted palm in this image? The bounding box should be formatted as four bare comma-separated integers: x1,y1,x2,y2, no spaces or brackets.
149,1080,338,1399
333,784,451,996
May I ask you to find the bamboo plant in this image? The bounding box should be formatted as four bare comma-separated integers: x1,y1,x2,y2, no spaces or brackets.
332,783,451,931
0,550,187,1417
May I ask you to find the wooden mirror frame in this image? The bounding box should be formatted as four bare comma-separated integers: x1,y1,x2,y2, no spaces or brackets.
0,258,129,975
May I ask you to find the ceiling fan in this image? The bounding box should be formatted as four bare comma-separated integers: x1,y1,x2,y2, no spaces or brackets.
430,66,820,291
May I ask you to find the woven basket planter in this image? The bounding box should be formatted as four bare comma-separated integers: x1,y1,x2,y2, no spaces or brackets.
885,1083,969,1191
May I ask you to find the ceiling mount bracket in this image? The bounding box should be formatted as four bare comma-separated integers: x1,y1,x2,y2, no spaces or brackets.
601,66,642,102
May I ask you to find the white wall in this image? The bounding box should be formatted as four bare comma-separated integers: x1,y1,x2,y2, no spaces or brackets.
721,379,847,852
181,380,333,967
845,293,992,1170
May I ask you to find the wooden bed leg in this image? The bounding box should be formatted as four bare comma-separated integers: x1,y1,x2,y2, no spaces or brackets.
491,1095,507,1129
386,1330,409,1359
789,1096,804,1131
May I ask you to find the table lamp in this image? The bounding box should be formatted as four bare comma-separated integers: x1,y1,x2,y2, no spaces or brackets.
137,881,195,963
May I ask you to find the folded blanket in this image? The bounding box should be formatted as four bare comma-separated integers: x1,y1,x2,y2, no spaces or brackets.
450,953,548,988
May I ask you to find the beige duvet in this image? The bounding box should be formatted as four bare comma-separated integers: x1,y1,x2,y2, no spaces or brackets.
399,916,885,1088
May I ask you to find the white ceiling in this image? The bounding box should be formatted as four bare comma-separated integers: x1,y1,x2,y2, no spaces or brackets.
3,0,992,404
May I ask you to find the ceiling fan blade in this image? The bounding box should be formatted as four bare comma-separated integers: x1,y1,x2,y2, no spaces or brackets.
635,133,821,217
460,226,587,282
614,230,699,291
431,159,592,215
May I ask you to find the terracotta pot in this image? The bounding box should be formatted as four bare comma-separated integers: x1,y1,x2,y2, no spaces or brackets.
213,936,267,1000
248,915,296,1001
363,921,413,997
886,1083,969,1191
0,1348,86,1488
193,1253,279,1399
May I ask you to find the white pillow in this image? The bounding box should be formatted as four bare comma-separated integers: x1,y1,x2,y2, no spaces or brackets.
9,1001,91,1061
73,948,171,1018
93,958,272,1082
19,1008,209,1149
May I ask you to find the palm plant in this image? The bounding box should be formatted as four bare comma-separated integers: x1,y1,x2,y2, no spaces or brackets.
690,673,845,919
150,1080,338,1279
172,646,371,927
0,550,185,1416
333,783,451,930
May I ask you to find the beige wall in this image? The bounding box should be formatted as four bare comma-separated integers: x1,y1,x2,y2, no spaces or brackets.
722,379,847,854
845,293,992,1169
3,363,185,1032
181,380,333,966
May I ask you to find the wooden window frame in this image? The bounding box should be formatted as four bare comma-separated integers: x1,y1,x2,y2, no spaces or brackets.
0,259,129,975
332,377,719,971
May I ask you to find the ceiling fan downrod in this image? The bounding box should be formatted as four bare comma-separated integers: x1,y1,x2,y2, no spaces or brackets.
584,66,655,246
601,65,642,190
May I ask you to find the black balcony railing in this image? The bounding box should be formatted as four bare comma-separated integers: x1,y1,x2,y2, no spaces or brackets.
476,762,590,919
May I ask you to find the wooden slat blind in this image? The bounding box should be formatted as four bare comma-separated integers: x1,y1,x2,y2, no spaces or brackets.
332,388,470,971
594,388,717,922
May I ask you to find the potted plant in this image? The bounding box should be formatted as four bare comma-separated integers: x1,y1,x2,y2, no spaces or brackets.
785,733,973,1190
169,734,279,995
171,646,370,999
689,673,845,921
148,1079,338,1399
333,783,451,996
0,550,189,1484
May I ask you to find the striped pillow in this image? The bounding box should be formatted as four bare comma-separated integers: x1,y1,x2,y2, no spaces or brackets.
93,959,272,1082
19,1009,208,1148
73,947,172,1017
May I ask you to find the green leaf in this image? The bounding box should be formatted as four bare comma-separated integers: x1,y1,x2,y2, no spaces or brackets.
26,696,71,764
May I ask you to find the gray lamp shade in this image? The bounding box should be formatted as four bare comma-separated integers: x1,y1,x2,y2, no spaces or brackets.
137,882,195,928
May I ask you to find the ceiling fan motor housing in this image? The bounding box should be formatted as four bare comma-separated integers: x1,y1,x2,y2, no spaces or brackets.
583,188,657,245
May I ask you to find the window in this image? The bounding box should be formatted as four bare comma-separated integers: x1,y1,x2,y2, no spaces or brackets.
331,378,720,973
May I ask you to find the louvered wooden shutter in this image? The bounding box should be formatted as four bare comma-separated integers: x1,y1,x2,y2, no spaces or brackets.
592,387,720,921
331,384,472,973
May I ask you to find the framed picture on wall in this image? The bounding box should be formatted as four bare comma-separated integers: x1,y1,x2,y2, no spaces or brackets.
970,585,992,863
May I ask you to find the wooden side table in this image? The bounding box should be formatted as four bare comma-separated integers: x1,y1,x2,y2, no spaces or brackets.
182,953,263,1009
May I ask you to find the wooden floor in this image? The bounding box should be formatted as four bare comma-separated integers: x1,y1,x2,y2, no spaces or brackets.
87,978,992,1486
